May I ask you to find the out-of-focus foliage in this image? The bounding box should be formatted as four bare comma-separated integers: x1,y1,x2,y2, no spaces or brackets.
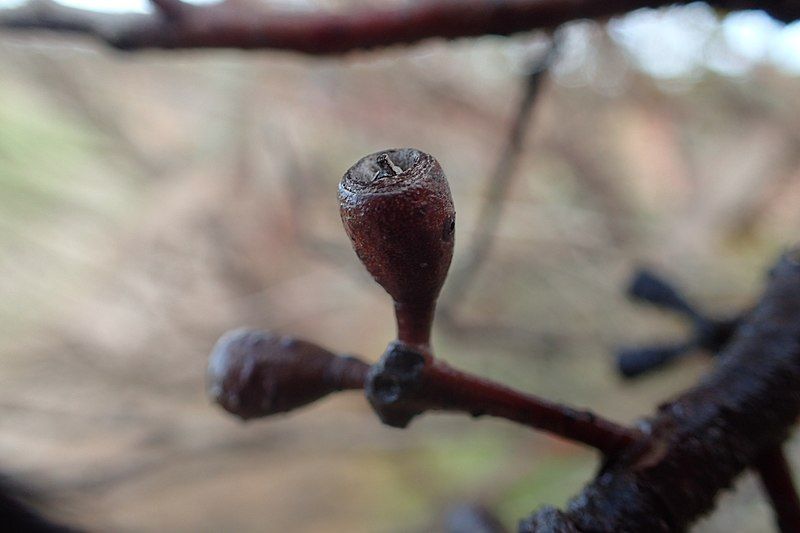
0,4,799,531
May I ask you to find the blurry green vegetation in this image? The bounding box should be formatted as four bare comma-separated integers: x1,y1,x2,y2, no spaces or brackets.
0,82,97,218
497,454,596,524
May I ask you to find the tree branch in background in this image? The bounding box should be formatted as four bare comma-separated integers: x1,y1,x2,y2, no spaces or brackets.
0,0,799,54
754,446,800,533
0,0,148,42
612,264,800,533
521,252,800,531
441,40,557,311
437,39,562,350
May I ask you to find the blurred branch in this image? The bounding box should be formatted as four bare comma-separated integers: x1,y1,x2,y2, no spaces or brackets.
366,343,640,454
614,267,800,532
0,0,149,42
437,42,564,351
545,137,634,245
522,251,800,530
754,446,800,533
1,0,798,54
442,42,557,310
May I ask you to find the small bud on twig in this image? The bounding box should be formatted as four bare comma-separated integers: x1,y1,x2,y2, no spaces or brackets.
339,148,455,346
207,329,369,420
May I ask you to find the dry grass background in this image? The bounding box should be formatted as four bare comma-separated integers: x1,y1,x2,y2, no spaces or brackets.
1,10,800,531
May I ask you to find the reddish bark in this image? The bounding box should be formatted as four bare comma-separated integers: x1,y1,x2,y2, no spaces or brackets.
2,0,800,54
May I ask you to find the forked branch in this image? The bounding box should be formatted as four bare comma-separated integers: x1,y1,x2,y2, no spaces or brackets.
755,446,800,533
207,330,639,456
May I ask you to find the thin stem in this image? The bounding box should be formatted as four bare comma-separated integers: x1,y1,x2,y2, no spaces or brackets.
424,361,640,455
441,41,557,311
394,300,436,347
754,446,800,533
366,343,640,455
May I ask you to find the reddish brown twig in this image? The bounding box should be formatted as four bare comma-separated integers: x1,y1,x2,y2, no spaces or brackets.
754,446,800,533
2,1,799,54
207,330,638,454
366,341,639,455
424,361,638,454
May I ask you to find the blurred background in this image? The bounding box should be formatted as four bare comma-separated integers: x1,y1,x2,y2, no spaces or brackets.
1,1,799,531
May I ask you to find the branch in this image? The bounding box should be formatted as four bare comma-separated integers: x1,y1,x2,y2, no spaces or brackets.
754,446,800,533
2,0,799,54
366,342,639,456
521,250,800,531
0,0,148,42
442,41,557,311
615,268,800,531
207,330,639,456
